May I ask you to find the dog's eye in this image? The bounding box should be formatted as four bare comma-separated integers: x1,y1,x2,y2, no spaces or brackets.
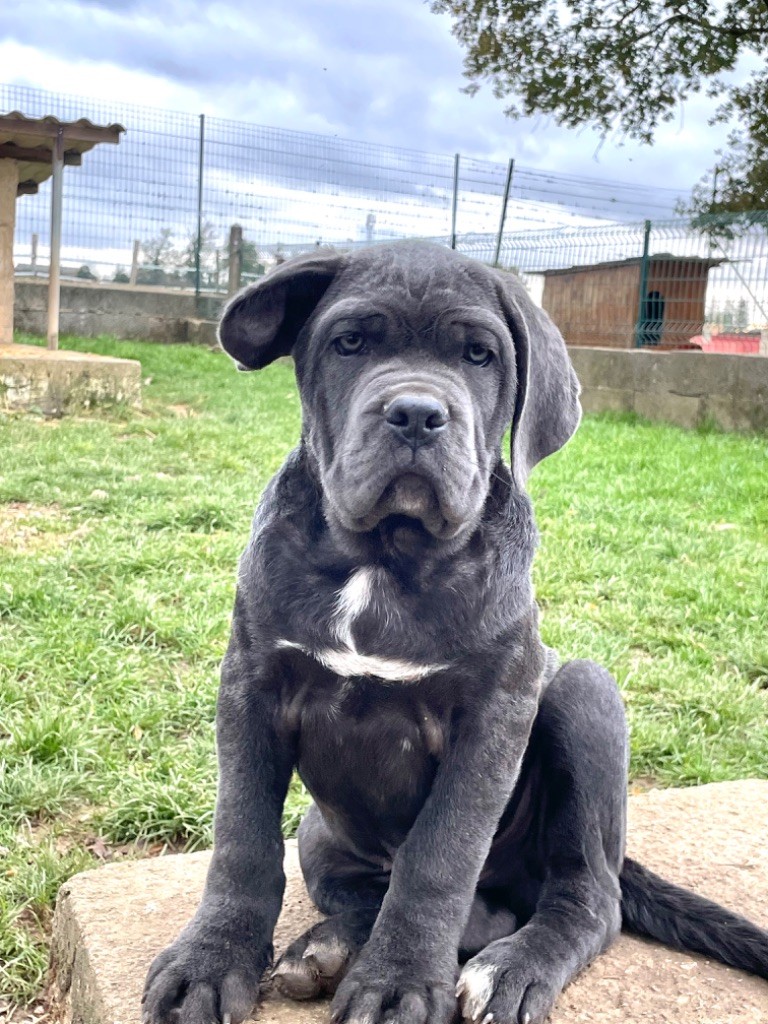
462,342,493,367
333,332,365,356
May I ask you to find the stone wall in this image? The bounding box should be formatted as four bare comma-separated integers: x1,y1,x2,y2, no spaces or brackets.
569,346,768,433
13,277,224,343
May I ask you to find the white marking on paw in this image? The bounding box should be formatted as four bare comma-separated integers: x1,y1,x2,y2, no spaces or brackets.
303,934,347,960
333,567,375,647
456,962,498,1022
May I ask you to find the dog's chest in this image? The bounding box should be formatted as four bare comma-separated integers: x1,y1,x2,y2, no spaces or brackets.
293,678,449,848
278,565,451,683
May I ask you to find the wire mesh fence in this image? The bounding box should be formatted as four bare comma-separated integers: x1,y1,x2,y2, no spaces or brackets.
2,82,766,351
3,82,684,289
487,216,768,350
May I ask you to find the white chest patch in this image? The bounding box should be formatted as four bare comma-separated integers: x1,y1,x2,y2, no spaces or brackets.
314,648,445,682
277,566,448,683
332,567,375,647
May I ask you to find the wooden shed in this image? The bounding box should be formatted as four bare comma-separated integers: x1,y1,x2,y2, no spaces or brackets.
541,254,723,349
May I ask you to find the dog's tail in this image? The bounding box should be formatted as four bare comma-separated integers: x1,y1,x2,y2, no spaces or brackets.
619,857,768,979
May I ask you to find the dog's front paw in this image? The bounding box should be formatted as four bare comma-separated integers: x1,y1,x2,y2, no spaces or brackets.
330,954,456,1024
142,920,271,1024
456,934,565,1024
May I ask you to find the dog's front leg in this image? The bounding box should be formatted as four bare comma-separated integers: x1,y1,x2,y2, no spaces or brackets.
142,647,294,1024
331,681,540,1024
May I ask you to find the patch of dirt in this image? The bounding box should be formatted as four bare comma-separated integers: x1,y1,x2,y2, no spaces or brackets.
0,503,88,555
628,774,659,794
0,994,52,1024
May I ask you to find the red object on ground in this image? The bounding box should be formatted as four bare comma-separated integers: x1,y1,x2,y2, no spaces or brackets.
691,333,760,354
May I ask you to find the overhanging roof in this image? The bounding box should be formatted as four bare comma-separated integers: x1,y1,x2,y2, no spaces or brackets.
0,112,125,196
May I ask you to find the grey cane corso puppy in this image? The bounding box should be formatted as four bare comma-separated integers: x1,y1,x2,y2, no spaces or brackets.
143,241,768,1024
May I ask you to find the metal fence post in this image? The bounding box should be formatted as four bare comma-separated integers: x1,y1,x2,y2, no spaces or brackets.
493,158,515,267
195,113,205,297
634,219,652,347
450,153,460,250
228,224,243,296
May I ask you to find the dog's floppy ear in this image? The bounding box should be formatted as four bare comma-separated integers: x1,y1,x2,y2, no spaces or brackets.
218,249,346,370
495,270,582,484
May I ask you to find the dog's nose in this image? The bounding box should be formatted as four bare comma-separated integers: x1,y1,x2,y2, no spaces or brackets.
385,395,449,448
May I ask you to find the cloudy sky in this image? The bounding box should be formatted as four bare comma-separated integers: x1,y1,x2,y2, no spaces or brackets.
0,0,742,201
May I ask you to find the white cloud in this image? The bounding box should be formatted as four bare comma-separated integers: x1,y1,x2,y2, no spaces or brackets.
0,0,732,197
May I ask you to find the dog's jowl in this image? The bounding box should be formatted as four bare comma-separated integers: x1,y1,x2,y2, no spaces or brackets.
142,242,768,1024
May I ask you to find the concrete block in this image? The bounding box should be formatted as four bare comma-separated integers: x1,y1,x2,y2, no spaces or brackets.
637,350,737,398
50,782,768,1024
14,279,225,344
184,319,220,347
633,390,702,430
732,355,768,433
0,343,141,415
567,347,637,392
700,393,738,432
578,385,634,415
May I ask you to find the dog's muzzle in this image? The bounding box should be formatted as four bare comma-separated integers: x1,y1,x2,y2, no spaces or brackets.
321,365,487,542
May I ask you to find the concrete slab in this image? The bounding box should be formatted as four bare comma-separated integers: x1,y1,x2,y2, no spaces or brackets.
50,781,768,1024
633,389,702,430
14,278,224,344
0,343,141,415
579,386,634,416
567,347,768,434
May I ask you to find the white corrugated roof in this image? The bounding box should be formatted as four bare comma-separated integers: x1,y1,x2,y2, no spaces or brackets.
0,112,124,194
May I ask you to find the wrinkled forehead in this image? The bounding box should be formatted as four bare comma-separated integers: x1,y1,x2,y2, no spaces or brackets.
327,245,504,322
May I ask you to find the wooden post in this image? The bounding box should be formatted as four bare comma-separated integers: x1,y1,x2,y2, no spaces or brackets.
228,224,243,296
47,128,64,351
0,159,18,344
129,239,140,285
31,232,38,276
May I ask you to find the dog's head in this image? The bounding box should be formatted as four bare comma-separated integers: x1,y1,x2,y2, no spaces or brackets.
219,241,580,548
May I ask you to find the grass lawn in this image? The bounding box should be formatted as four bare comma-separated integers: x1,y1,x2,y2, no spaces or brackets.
1,334,767,1006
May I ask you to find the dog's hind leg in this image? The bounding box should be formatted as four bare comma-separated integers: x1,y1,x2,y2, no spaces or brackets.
274,802,388,1000
272,909,380,1000
457,660,628,1024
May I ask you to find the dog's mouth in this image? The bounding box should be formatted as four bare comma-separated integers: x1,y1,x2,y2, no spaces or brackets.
352,473,462,539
